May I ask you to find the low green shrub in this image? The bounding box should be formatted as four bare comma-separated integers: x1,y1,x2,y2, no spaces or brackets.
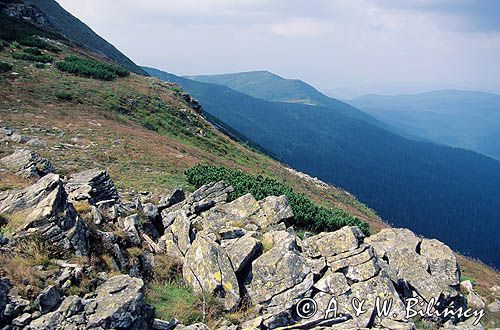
34,63,47,69
55,91,74,101
0,61,12,73
12,51,53,63
56,55,129,81
19,36,61,53
185,164,370,235
23,47,42,55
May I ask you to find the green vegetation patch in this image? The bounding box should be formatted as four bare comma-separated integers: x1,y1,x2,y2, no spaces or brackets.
56,55,129,81
0,61,12,73
186,164,370,235
18,36,61,53
12,50,54,63
146,281,222,325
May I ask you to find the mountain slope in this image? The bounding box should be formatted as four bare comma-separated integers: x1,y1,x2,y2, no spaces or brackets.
187,70,386,125
350,90,500,160
146,67,500,267
1,0,146,75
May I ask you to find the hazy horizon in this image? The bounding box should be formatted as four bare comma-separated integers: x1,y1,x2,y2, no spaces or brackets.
57,0,500,98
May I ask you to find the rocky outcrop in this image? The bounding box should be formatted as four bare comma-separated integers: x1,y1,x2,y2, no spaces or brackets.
367,228,460,306
0,173,89,255
1,149,55,179
65,168,119,204
181,92,203,114
0,162,487,330
26,275,152,330
0,2,52,27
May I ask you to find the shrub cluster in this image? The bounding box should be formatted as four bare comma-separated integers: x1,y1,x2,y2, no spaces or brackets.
12,50,53,63
19,36,61,53
0,61,12,73
185,164,370,235
56,55,129,81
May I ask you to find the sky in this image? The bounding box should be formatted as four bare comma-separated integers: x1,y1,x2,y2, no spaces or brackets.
56,0,500,98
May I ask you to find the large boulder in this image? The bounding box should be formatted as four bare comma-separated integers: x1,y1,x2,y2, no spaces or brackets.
183,235,240,311
303,226,364,258
197,193,293,233
420,238,460,287
366,228,461,317
35,285,61,313
87,275,147,328
65,168,119,204
158,188,185,211
365,228,420,258
159,210,194,258
224,233,262,273
243,231,314,316
1,149,55,179
0,174,89,255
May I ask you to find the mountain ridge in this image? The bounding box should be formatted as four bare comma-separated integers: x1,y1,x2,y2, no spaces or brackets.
349,89,500,160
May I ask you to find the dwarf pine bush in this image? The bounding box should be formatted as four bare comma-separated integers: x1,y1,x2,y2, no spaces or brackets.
185,164,370,235
56,55,129,81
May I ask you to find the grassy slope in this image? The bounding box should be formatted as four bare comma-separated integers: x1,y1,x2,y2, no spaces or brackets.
0,42,498,323
0,43,379,226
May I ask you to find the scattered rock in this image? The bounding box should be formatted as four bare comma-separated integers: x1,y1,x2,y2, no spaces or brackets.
1,148,55,178
0,174,89,255
0,278,10,324
65,168,119,204
87,275,149,328
153,318,179,329
13,312,32,327
461,280,474,294
35,285,61,313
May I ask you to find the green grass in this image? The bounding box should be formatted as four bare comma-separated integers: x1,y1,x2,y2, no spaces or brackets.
460,274,476,285
146,281,221,324
186,164,370,235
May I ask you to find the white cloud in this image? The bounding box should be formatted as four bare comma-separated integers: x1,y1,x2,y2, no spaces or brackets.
56,0,500,95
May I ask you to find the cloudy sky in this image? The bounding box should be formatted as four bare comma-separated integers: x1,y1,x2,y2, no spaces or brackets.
57,0,500,98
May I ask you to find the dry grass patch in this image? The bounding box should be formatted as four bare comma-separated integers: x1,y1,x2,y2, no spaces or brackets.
72,200,92,214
